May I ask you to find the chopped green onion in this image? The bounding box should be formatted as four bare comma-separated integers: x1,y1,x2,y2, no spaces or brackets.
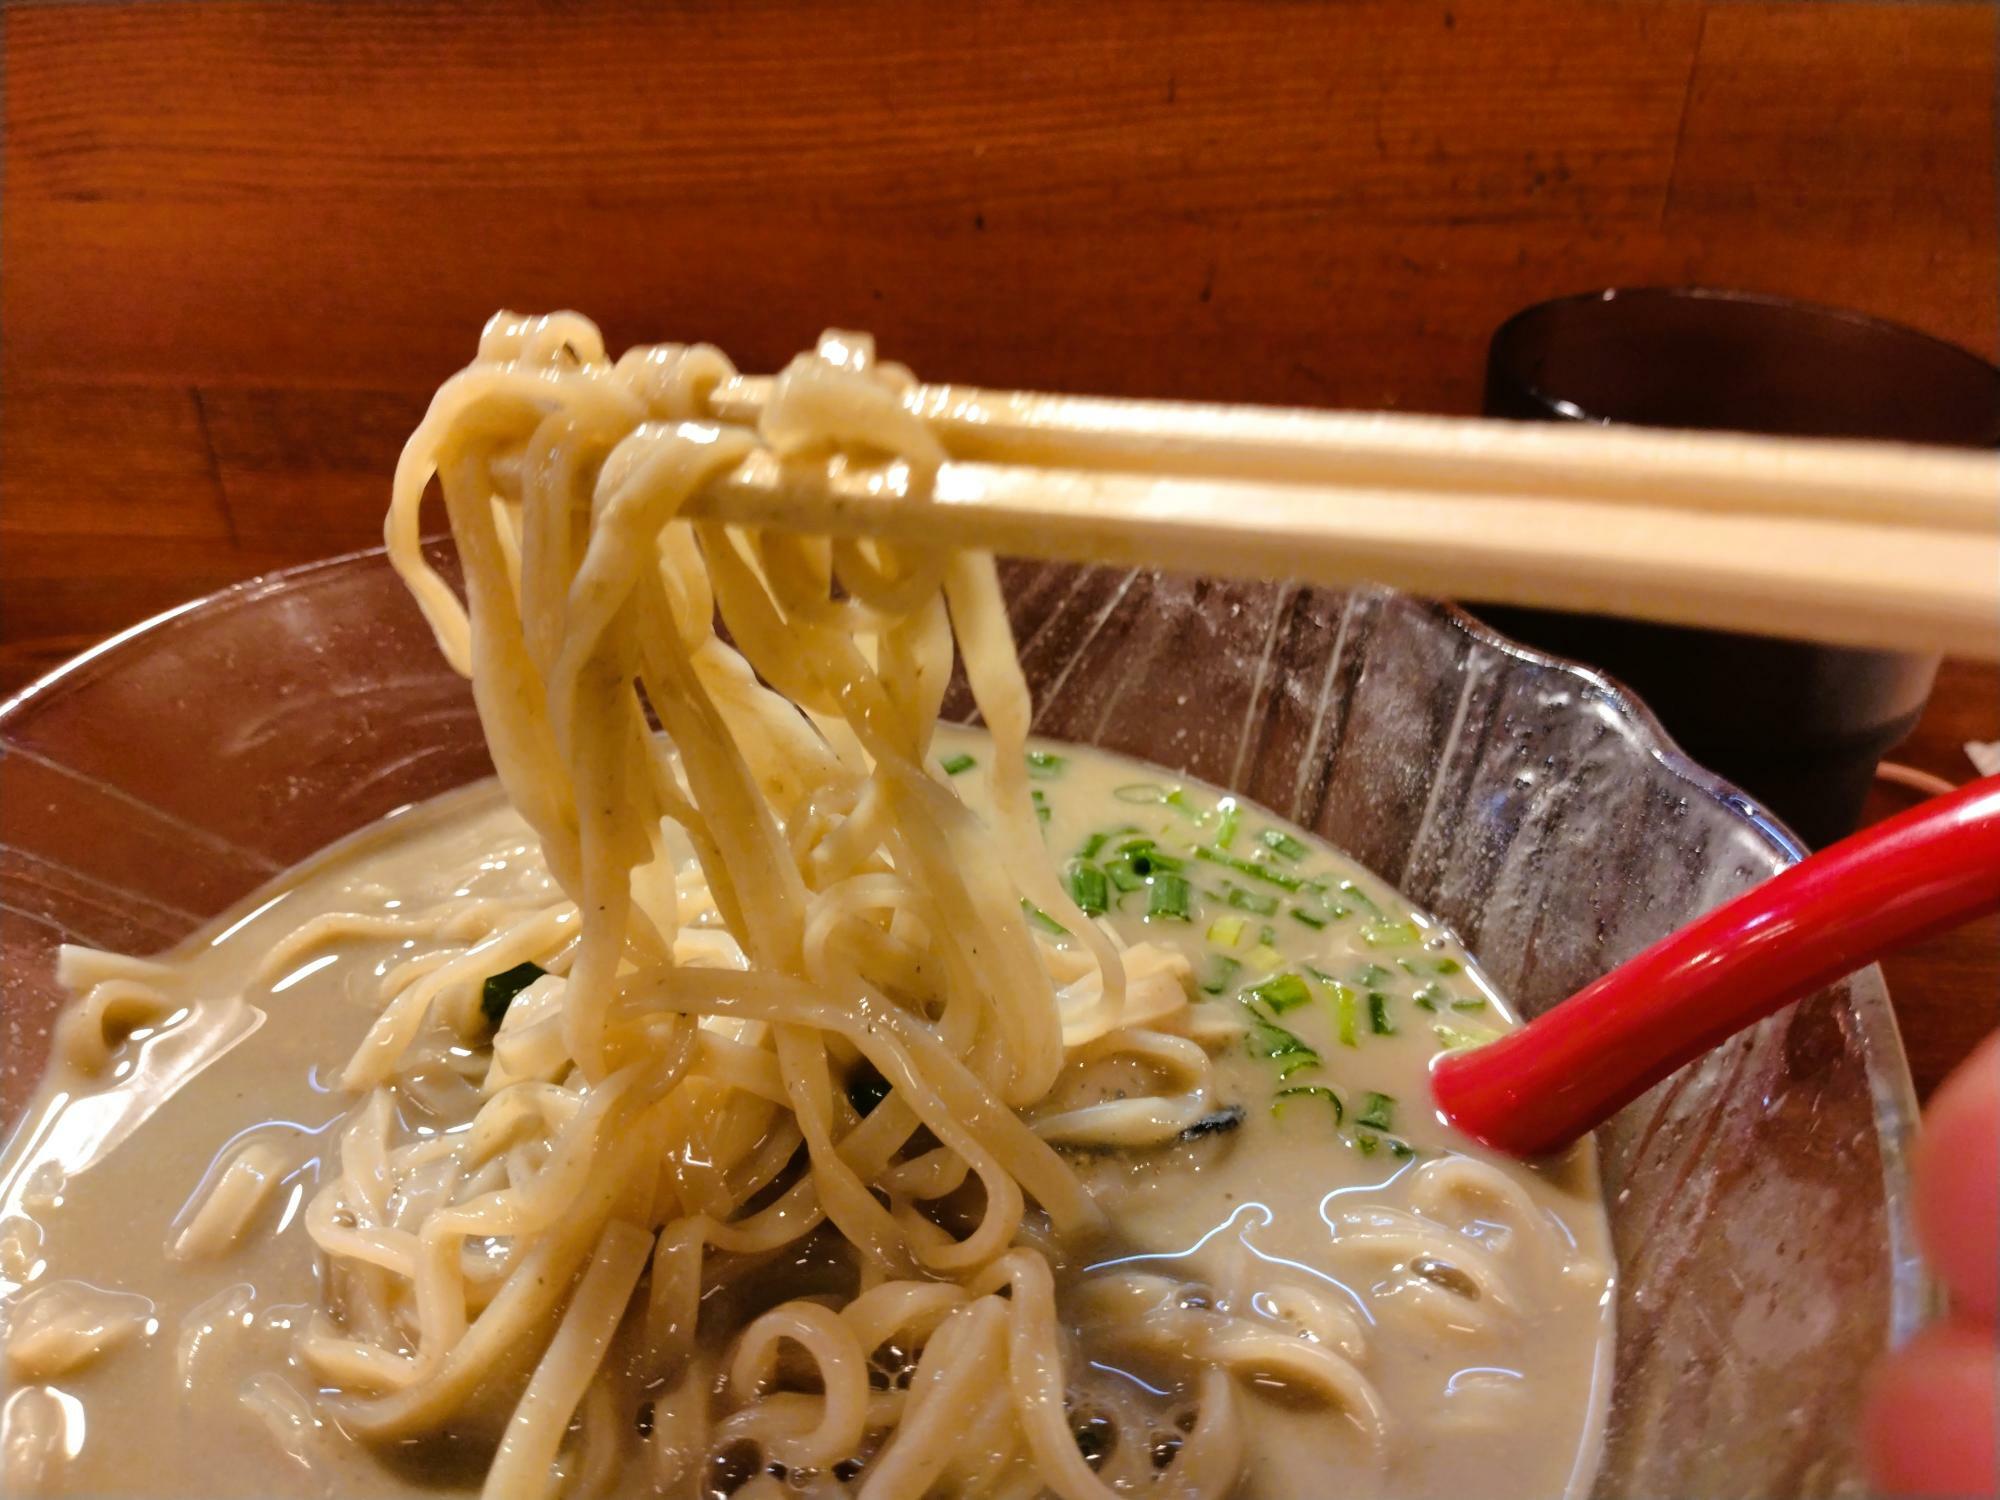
1367,991,1396,1035
1246,972,1312,1014
1103,857,1146,893
1026,750,1066,779
1077,831,1108,860
940,752,977,776
1214,801,1241,849
1433,1021,1498,1051
1031,789,1051,824
1361,919,1421,948
1021,899,1068,936
1064,860,1109,917
1117,836,1156,854
1433,957,1463,975
1358,1092,1396,1131
1450,995,1489,1013
1199,954,1243,996
1147,872,1193,921
1259,829,1310,862
1245,943,1285,974
1289,907,1328,930
1388,1138,1415,1159
1246,1021,1320,1078
1355,1132,1379,1156
1337,880,1384,918
1413,982,1447,1011
1163,788,1200,820
1114,782,1171,804
1274,1085,1343,1126
1353,962,1391,986
1126,849,1183,876
481,961,546,1030
1258,924,1277,947
1223,884,1278,916
1332,981,1359,1047
1194,845,1304,891
1207,916,1246,948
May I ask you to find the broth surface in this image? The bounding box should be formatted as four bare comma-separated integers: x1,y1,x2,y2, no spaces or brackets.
1,731,1613,1498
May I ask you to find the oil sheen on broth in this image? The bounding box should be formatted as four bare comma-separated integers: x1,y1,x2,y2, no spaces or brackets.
0,731,1614,1498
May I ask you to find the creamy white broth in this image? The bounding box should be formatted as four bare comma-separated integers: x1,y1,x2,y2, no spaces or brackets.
0,730,1613,1498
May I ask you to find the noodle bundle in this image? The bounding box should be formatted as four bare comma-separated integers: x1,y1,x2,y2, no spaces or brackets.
323,313,1241,1496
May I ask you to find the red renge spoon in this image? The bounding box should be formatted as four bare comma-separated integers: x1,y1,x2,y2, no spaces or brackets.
1431,773,2000,1157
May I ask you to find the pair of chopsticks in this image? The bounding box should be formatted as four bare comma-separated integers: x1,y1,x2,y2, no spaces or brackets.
695,375,1999,660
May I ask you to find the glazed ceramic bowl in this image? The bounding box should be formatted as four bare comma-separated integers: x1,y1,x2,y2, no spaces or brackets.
0,545,1923,1497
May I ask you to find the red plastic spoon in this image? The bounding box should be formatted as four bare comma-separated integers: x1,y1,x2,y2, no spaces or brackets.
1432,773,2000,1157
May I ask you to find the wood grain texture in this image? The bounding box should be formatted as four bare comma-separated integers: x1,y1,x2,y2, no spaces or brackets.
2,0,1995,1094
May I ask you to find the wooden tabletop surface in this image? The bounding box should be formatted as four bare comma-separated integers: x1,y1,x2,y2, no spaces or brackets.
3,0,1996,1099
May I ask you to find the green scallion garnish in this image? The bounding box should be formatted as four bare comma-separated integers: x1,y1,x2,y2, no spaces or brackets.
1358,1091,1396,1131
1355,1131,1379,1156
1353,962,1391,986
1194,845,1304,891
1367,991,1396,1035
1333,982,1358,1047
1207,915,1245,947
1451,995,1488,1012
1337,880,1384,918
1361,919,1421,948
1114,782,1170,804
1433,1021,1498,1051
1214,801,1241,849
1289,907,1328,930
481,961,546,1030
1147,872,1193,922
1021,899,1068,936
1026,750,1066,779
1223,884,1278,916
1274,1085,1343,1125
1413,982,1447,1011
1244,1007,1320,1077
1433,957,1463,975
1246,972,1311,1014
1199,954,1243,996
1064,860,1109,917
1031,789,1051,824
1103,857,1146,893
1259,829,1309,862
940,752,977,776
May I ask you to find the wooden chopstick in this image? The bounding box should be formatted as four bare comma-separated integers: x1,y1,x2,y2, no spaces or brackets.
709,376,1997,533
695,377,2000,659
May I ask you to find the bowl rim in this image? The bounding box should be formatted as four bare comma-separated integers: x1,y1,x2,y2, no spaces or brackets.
0,541,1931,1349
1489,284,2000,440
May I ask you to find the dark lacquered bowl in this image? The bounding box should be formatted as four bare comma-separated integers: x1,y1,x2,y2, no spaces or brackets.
0,545,1923,1497
1478,286,2000,849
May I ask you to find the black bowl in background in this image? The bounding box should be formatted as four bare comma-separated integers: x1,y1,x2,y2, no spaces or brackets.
1476,287,2000,848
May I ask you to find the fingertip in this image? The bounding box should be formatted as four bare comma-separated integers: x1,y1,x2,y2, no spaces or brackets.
1914,1031,2000,1324
1864,1322,2000,1498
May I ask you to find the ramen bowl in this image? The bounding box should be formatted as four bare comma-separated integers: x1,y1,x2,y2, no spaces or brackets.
0,545,1923,1497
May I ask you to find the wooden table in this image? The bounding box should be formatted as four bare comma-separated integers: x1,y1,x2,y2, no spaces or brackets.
2,0,1996,1099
